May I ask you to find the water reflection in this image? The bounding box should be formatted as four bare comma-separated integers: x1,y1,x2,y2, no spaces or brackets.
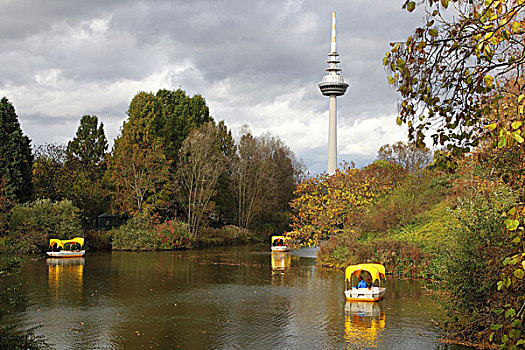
47,257,84,299
344,301,385,348
270,252,291,272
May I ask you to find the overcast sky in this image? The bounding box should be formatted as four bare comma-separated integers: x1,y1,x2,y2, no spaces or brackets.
0,0,426,173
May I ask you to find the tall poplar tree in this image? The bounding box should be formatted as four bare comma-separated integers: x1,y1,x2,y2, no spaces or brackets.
0,97,33,202
154,89,213,162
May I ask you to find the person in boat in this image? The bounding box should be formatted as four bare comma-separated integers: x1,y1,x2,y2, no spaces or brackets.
366,277,372,289
356,276,368,289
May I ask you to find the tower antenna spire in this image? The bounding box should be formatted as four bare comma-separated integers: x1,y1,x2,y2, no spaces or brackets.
318,11,349,175
331,11,337,54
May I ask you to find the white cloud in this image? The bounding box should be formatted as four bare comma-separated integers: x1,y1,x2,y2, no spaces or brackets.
0,0,423,174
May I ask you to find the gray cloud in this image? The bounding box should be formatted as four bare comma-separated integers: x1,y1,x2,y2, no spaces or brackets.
0,0,424,173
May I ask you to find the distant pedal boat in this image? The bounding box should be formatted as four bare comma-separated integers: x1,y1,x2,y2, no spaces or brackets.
344,263,386,302
271,236,291,252
47,237,85,258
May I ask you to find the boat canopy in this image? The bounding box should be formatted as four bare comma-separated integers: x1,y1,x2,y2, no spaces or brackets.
345,263,386,283
271,236,291,243
49,237,84,249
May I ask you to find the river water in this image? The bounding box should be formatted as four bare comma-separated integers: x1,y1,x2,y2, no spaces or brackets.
5,244,467,349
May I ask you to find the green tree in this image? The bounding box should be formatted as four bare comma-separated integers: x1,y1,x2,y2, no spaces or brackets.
65,115,109,223
125,91,164,145
211,120,237,224
66,115,107,167
155,89,213,162
0,97,33,202
0,176,14,235
32,143,67,201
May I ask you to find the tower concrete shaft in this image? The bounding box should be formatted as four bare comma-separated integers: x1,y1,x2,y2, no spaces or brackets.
318,11,348,175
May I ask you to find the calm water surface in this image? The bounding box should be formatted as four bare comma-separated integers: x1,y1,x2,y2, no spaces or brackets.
6,245,467,349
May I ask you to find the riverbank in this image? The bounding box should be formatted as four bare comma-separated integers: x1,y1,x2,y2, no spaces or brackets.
316,200,455,279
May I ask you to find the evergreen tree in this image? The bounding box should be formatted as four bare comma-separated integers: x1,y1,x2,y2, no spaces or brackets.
66,115,108,167
65,115,109,225
0,97,33,202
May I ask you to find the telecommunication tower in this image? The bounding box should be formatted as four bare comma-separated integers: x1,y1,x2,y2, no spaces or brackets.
318,11,349,174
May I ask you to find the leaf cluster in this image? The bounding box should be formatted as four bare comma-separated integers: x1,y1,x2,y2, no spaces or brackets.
386,0,525,157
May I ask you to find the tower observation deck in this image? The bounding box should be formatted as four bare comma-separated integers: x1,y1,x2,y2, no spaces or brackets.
318,11,348,174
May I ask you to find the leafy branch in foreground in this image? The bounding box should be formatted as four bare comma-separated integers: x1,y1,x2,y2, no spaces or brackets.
386,0,525,156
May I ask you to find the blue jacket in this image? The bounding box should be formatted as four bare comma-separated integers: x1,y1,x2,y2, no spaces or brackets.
357,280,368,288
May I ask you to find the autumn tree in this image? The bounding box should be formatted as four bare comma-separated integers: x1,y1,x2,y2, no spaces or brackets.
228,126,272,229
251,133,304,231
105,92,172,216
106,136,170,216
176,122,226,234
386,0,525,156
288,161,405,244
0,97,33,202
385,1,525,347
377,141,432,173
226,127,304,231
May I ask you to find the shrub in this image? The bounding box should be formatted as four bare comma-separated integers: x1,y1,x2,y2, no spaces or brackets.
83,229,113,250
154,219,194,249
111,213,193,250
196,225,253,246
436,180,518,344
111,213,157,250
317,231,424,277
6,199,82,254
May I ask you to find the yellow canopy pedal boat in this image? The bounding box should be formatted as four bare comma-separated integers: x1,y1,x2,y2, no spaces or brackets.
47,237,85,258
344,263,386,302
271,236,291,252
